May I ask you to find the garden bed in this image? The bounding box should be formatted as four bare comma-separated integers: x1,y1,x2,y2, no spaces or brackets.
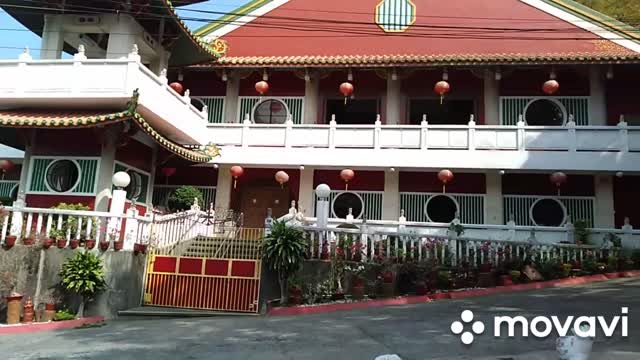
0,316,105,334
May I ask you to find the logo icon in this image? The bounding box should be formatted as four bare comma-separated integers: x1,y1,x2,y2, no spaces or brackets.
451,310,485,345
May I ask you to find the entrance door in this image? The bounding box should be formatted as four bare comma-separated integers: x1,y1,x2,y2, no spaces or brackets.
240,186,290,227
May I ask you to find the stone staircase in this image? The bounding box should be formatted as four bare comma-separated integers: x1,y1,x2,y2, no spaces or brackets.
181,230,263,259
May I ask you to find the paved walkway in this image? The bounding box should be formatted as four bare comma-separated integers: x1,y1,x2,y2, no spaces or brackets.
1,278,638,360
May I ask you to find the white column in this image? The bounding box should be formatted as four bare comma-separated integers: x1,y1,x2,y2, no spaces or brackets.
106,15,138,59
40,15,64,59
385,74,401,125
17,132,35,197
150,50,170,76
303,73,320,124
225,75,241,123
146,146,158,208
589,65,607,126
485,172,504,225
214,165,232,209
297,167,315,216
382,170,400,220
594,174,615,228
483,69,500,125
94,130,118,211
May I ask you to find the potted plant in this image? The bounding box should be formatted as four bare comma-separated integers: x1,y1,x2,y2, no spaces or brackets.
59,251,106,317
167,186,204,212
69,238,79,249
41,232,54,249
574,220,591,245
380,265,395,298
4,234,17,248
22,230,35,245
287,275,303,305
85,238,96,250
345,263,366,300
113,240,124,251
1,268,23,325
262,221,307,306
510,270,521,283
41,291,57,322
133,242,147,255
50,229,67,249
99,239,110,251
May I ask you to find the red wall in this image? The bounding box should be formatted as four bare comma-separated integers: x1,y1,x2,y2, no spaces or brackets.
116,139,153,173
240,71,304,96
180,71,227,96
500,68,589,96
26,195,95,209
613,176,640,228
155,166,218,186
33,129,101,156
3,164,22,181
606,65,640,125
400,172,486,193
230,168,300,210
502,174,594,196
313,170,385,191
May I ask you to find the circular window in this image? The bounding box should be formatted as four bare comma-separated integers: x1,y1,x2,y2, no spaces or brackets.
125,171,143,201
45,160,80,193
424,195,458,223
524,98,566,126
530,198,566,227
332,192,364,219
253,99,288,124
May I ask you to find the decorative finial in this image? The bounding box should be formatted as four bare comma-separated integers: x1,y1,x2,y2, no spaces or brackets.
19,47,32,61
131,44,139,55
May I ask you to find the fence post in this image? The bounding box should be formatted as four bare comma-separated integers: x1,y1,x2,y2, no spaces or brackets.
329,115,337,149
374,114,381,149
621,217,635,249
564,215,574,244
284,114,293,148
9,194,26,237
241,114,251,148
566,115,577,152
618,115,629,153
124,207,139,251
516,115,525,151
467,115,476,151
420,115,428,150
506,214,516,241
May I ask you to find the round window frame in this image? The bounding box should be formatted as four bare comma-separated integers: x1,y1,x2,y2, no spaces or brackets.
523,97,568,126
529,197,567,227
125,170,143,201
250,98,291,124
44,159,82,194
423,194,460,223
331,191,365,219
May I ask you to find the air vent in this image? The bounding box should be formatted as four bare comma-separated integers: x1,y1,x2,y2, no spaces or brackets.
74,16,100,25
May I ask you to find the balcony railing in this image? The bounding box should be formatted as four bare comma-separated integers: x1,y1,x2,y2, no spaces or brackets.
0,47,209,145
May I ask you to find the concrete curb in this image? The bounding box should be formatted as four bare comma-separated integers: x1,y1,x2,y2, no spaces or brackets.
268,272,640,316
0,316,105,334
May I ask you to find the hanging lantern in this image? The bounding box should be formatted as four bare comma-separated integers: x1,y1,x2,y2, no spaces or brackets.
169,82,184,95
549,171,567,196
275,170,290,188
0,160,14,180
160,167,176,178
340,168,355,190
434,80,450,104
542,79,560,95
230,166,244,189
339,82,354,104
438,169,454,193
255,80,269,96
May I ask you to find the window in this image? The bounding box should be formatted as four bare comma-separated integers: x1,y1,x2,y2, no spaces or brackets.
524,98,566,126
45,160,80,193
332,192,364,219
125,170,143,201
408,99,474,125
424,195,458,223
253,99,288,124
530,198,566,227
325,99,379,124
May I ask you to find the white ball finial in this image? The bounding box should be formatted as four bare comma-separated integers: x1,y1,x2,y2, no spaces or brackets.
315,184,331,198
112,171,131,188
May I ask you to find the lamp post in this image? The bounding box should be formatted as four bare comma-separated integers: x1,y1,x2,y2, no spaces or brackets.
315,184,331,259
108,171,130,249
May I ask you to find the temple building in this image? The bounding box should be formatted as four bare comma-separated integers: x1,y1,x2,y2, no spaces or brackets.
1,0,639,238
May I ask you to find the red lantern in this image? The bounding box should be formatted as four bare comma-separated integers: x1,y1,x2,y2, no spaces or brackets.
160,167,176,178
550,171,567,195
230,166,244,189
340,169,355,190
438,169,454,193
434,80,450,104
339,82,354,104
255,81,269,95
0,160,14,180
275,170,289,188
169,82,184,95
543,79,559,95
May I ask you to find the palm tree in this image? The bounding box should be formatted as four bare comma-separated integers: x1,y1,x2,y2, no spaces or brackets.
262,221,307,305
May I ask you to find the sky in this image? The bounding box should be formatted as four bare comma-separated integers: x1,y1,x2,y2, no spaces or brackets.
0,0,250,59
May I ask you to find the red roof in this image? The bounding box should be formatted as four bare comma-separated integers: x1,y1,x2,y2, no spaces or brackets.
216,0,636,60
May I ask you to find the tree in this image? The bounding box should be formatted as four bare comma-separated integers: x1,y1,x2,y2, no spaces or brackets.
262,221,307,305
167,186,204,212
574,0,640,25
59,251,106,318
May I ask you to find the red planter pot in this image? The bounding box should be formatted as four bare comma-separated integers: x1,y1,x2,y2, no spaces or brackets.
351,285,365,300
42,238,54,249
414,283,429,296
382,271,394,283
498,275,513,286
113,241,124,251
69,239,79,249
99,241,110,251
4,235,17,248
133,243,147,254
45,303,56,311
56,239,67,249
288,287,303,305
85,239,96,250
22,237,35,246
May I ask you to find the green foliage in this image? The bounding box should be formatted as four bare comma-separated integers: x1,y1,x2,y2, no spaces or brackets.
510,270,521,282
54,309,76,321
51,203,95,239
574,0,640,24
537,259,564,280
59,251,106,298
573,220,591,244
603,233,621,247
262,221,307,304
168,186,204,212
632,250,640,269
582,257,598,274
607,255,618,272
448,223,465,237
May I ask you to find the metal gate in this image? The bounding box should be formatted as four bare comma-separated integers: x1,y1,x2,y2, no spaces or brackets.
142,209,263,313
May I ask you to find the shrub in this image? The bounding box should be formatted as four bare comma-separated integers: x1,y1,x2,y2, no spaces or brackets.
537,259,563,280
632,250,640,269
509,270,521,282
574,220,591,244
54,309,76,321
59,251,106,317
167,186,204,212
582,257,598,274
51,203,94,239
262,221,306,305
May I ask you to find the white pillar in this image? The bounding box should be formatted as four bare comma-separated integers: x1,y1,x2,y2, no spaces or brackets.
483,69,500,125
94,130,118,211
298,167,315,216
382,170,400,220
485,172,504,225
303,72,320,124
146,146,158,208
150,50,170,76
17,131,35,197
106,15,138,59
214,165,232,209
225,75,241,123
594,174,615,228
589,65,607,126
40,15,64,59
385,74,401,125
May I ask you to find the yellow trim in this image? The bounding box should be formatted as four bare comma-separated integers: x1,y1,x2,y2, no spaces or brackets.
194,0,271,36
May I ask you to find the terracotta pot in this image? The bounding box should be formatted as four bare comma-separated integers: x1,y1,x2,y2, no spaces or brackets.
43,309,56,322
414,282,428,295
6,294,23,325
22,237,35,246
113,241,124,251
499,275,513,286
382,271,394,283
85,239,96,250
69,239,79,249
99,241,110,251
133,243,147,254
42,238,54,249
56,239,67,249
351,285,365,300
22,297,34,323
45,303,56,311
5,235,17,248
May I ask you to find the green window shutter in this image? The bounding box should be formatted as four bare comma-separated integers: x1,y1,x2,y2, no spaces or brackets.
558,98,589,125
199,96,225,123
238,97,260,122
74,159,98,194
281,98,304,124
400,192,485,224
0,181,18,197
500,97,590,125
29,158,53,192
500,97,532,125
138,172,149,201
238,97,305,124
